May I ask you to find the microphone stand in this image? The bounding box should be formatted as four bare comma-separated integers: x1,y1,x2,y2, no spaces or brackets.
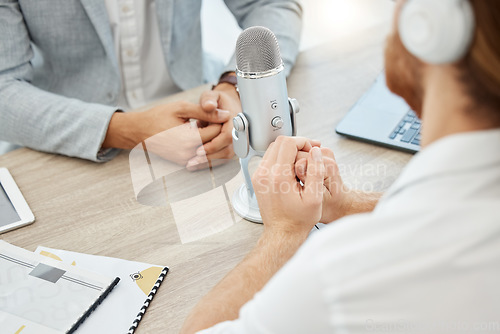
231,98,299,223
231,146,263,223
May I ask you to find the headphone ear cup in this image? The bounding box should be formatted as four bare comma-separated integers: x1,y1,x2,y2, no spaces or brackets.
399,0,475,64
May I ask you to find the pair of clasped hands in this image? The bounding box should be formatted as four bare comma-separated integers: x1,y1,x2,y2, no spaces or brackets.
139,83,241,171
103,82,240,171
110,83,350,233
253,136,353,237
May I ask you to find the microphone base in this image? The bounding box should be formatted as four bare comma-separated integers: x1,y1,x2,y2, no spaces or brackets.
231,184,262,224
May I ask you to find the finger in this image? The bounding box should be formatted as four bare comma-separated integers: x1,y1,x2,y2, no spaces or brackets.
199,90,220,112
296,151,308,162
187,158,229,172
257,136,318,178
196,119,209,128
178,102,230,124
310,139,321,147
303,147,325,205
295,147,337,182
296,144,326,160
186,145,234,171
275,136,318,166
198,124,223,143
205,144,234,161
320,147,335,160
295,158,307,183
187,145,233,171
197,128,232,156
322,157,340,193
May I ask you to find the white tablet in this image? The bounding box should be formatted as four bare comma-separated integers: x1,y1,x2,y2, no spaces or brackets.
0,167,35,233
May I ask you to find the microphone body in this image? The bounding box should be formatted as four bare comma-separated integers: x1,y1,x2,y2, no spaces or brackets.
231,26,299,223
236,66,293,153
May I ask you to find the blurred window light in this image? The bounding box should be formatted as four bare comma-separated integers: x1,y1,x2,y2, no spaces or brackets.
301,0,395,50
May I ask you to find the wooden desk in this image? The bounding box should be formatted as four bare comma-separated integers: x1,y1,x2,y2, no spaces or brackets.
0,23,412,333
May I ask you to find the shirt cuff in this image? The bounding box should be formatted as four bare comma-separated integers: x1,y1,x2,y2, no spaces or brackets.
96,148,121,162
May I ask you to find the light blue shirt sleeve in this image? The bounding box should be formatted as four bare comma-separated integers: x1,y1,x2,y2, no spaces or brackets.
0,1,121,162
223,0,303,77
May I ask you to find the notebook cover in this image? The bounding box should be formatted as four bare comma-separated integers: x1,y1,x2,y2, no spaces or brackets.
0,241,120,334
127,267,169,334
35,246,169,334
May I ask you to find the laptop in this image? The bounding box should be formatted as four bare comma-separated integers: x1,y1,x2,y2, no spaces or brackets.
336,72,421,154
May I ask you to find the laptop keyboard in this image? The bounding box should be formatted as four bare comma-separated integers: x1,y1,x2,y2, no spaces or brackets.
389,110,421,146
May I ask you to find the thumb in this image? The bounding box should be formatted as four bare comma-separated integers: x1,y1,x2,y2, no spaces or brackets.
303,147,325,205
200,90,220,112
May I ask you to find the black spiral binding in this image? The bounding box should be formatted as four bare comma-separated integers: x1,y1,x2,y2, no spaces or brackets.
128,267,169,334
68,276,121,333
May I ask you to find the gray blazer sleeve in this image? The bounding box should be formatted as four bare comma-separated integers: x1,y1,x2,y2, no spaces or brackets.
0,1,117,162
223,0,303,77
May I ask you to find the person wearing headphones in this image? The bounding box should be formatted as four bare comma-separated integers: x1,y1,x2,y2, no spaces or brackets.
181,0,500,332
0,1,301,170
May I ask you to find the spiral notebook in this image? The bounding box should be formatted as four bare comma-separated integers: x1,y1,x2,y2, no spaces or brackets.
0,241,120,334
35,246,169,334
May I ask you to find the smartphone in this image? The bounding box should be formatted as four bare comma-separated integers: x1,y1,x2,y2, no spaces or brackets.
0,167,35,233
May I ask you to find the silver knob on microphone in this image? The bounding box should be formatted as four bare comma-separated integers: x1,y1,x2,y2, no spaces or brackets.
271,116,284,129
233,116,245,132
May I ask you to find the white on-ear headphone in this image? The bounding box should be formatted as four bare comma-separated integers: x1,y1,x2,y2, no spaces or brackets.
398,0,475,64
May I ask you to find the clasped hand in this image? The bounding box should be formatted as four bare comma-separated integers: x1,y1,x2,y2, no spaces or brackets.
106,83,241,170
252,136,352,236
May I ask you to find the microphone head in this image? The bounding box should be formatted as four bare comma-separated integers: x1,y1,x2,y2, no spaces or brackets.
236,26,282,73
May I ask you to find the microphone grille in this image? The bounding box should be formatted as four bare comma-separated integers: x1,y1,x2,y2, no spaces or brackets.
236,26,282,73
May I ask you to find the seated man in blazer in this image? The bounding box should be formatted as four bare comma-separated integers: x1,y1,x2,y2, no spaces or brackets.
182,0,500,332
0,0,301,169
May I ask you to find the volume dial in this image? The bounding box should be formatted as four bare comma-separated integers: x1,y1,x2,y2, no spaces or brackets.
271,116,284,129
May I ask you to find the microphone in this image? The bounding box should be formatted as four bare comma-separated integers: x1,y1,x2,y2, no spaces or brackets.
231,26,299,223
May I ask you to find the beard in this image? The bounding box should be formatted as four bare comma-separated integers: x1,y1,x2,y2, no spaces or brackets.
384,24,425,117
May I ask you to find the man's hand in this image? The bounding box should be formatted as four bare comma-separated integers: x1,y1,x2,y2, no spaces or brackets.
181,137,324,334
295,148,383,222
181,139,323,334
186,81,241,170
102,101,230,166
252,136,324,236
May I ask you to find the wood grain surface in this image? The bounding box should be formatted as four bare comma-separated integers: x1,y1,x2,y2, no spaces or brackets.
0,22,412,333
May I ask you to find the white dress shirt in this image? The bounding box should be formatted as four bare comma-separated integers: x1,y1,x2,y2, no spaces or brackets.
104,0,180,109
201,129,500,333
